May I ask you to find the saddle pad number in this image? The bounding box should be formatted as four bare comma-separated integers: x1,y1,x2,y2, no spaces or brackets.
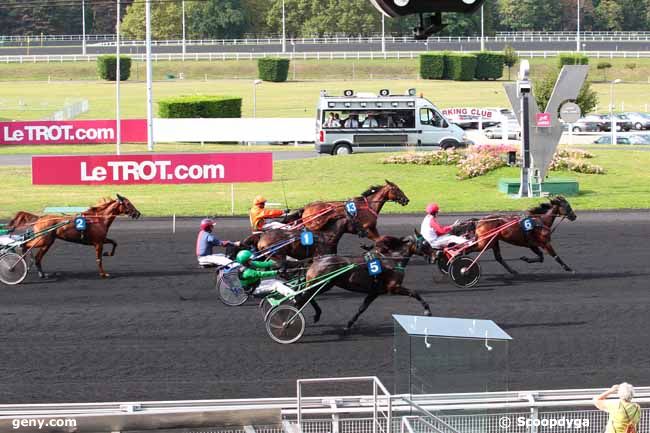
300,230,314,246
367,258,383,276
74,216,87,231
521,217,535,232
345,201,357,217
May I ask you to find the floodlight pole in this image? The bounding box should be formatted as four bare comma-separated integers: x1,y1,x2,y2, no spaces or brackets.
82,0,87,55
381,14,386,53
145,0,154,151
281,0,286,53
182,0,186,57
480,4,485,51
116,0,121,155
576,0,580,52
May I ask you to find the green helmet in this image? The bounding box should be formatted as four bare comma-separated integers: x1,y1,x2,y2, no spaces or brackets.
235,250,254,264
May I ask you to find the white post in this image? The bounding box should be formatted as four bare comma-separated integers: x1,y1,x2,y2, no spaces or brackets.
381,14,386,53
281,0,286,53
172,213,176,233
610,80,616,145
253,83,257,118
116,0,121,155
576,0,581,52
82,0,87,55
182,0,186,57
145,0,154,151
231,184,235,215
481,4,485,51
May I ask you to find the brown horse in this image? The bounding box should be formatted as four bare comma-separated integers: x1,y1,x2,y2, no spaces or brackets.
455,196,577,275
20,194,141,278
296,232,433,332
298,180,409,240
237,217,360,261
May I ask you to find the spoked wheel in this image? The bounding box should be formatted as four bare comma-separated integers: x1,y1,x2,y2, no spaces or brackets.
259,297,274,318
265,304,305,344
448,256,481,288
216,269,249,306
437,254,450,275
0,252,28,285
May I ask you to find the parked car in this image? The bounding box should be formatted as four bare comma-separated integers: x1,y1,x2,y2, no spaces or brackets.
598,114,633,132
593,135,631,145
629,134,650,144
484,121,521,139
624,112,650,130
566,115,602,132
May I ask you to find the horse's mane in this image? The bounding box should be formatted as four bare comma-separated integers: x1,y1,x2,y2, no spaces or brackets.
374,235,404,253
361,184,384,197
7,211,40,229
527,202,552,215
85,197,116,214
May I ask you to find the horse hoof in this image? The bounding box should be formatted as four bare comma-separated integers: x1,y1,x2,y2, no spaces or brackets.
342,327,351,335
510,269,519,275
100,273,110,279
103,252,111,257
313,315,321,324
38,273,48,279
424,310,432,317
519,256,530,263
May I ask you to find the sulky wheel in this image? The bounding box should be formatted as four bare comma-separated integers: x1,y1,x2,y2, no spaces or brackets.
0,252,28,286
437,254,450,275
216,269,249,306
448,255,481,288
265,304,305,344
259,297,275,319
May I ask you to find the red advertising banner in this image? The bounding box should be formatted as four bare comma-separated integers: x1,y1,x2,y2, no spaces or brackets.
1,119,147,145
32,153,273,185
536,113,552,128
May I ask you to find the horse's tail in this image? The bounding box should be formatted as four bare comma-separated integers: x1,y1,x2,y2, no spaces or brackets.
7,211,40,229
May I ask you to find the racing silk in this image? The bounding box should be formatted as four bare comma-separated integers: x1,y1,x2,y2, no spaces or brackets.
420,214,452,244
196,230,224,257
239,260,278,288
249,205,284,231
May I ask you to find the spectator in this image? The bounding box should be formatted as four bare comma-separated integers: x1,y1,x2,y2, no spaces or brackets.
324,112,340,128
363,114,379,128
334,113,341,127
344,114,359,128
593,383,641,433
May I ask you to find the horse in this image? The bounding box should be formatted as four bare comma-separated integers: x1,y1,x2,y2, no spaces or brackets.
236,217,360,261
21,194,141,278
7,211,40,230
453,196,577,275
298,180,410,240
295,231,433,332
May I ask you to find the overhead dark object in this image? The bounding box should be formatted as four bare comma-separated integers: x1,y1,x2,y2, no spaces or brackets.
369,0,486,39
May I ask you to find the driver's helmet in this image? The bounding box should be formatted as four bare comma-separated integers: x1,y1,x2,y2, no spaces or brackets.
235,250,254,264
253,195,267,206
426,203,440,215
200,218,215,231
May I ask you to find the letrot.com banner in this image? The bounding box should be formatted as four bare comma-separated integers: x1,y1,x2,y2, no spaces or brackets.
32,153,273,185
0,119,147,145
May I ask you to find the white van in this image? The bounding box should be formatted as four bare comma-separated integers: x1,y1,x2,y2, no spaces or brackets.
315,88,469,155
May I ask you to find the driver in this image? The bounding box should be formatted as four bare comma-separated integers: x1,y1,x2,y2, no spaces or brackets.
234,250,295,297
249,195,289,232
420,203,467,249
196,219,239,267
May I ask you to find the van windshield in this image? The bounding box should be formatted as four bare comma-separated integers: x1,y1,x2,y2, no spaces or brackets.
322,110,415,129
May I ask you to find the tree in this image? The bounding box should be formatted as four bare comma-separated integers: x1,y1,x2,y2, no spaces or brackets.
503,45,518,81
187,0,247,39
594,0,624,30
497,0,562,31
121,0,182,40
534,69,598,115
597,61,612,81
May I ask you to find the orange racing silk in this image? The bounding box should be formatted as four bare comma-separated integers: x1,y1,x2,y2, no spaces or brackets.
249,205,284,231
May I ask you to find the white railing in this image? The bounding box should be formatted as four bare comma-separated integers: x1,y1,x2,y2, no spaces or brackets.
2,50,650,64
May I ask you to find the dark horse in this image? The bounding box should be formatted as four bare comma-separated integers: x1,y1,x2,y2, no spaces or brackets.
236,217,360,261
298,180,409,240
454,196,577,275
10,194,141,278
296,232,433,332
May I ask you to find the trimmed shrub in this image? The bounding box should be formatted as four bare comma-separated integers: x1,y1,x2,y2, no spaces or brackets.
158,95,242,118
419,52,445,79
444,53,477,81
257,58,290,82
473,51,505,80
558,53,589,67
96,55,132,81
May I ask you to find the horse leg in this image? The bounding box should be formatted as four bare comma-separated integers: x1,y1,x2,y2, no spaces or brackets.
345,292,379,332
542,243,573,272
33,243,54,278
492,241,518,275
309,299,322,323
103,238,117,257
396,286,432,316
520,245,544,263
94,243,109,278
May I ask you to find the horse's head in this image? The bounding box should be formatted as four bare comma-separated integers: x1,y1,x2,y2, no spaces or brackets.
115,194,141,219
405,229,434,258
383,180,409,206
550,195,576,221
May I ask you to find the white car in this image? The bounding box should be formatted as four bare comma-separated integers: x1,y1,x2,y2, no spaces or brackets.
484,121,521,139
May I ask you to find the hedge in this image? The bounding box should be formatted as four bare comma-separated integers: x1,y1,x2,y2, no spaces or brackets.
158,96,242,118
444,53,477,81
419,53,445,79
96,55,132,81
473,51,505,80
257,58,290,82
558,53,589,67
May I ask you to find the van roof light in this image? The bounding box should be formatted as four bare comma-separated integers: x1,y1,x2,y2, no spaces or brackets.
379,89,390,96
343,89,354,97
408,88,416,96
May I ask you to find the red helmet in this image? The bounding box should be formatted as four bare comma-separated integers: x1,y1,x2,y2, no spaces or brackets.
200,218,215,231
426,203,440,214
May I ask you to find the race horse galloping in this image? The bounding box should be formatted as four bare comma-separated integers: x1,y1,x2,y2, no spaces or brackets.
8,194,141,278
454,196,577,275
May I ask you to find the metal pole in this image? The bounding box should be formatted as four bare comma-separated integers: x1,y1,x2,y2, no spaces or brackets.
481,4,485,51
576,0,581,52
381,14,386,53
182,0,186,57
610,81,616,145
520,93,531,197
82,0,87,55
145,0,154,151
281,0,286,53
253,84,257,118
116,0,121,155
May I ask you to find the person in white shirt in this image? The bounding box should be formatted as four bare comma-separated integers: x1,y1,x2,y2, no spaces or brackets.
363,114,379,128
344,115,359,128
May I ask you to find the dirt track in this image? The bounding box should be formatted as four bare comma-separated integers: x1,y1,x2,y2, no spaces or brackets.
1,212,648,403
